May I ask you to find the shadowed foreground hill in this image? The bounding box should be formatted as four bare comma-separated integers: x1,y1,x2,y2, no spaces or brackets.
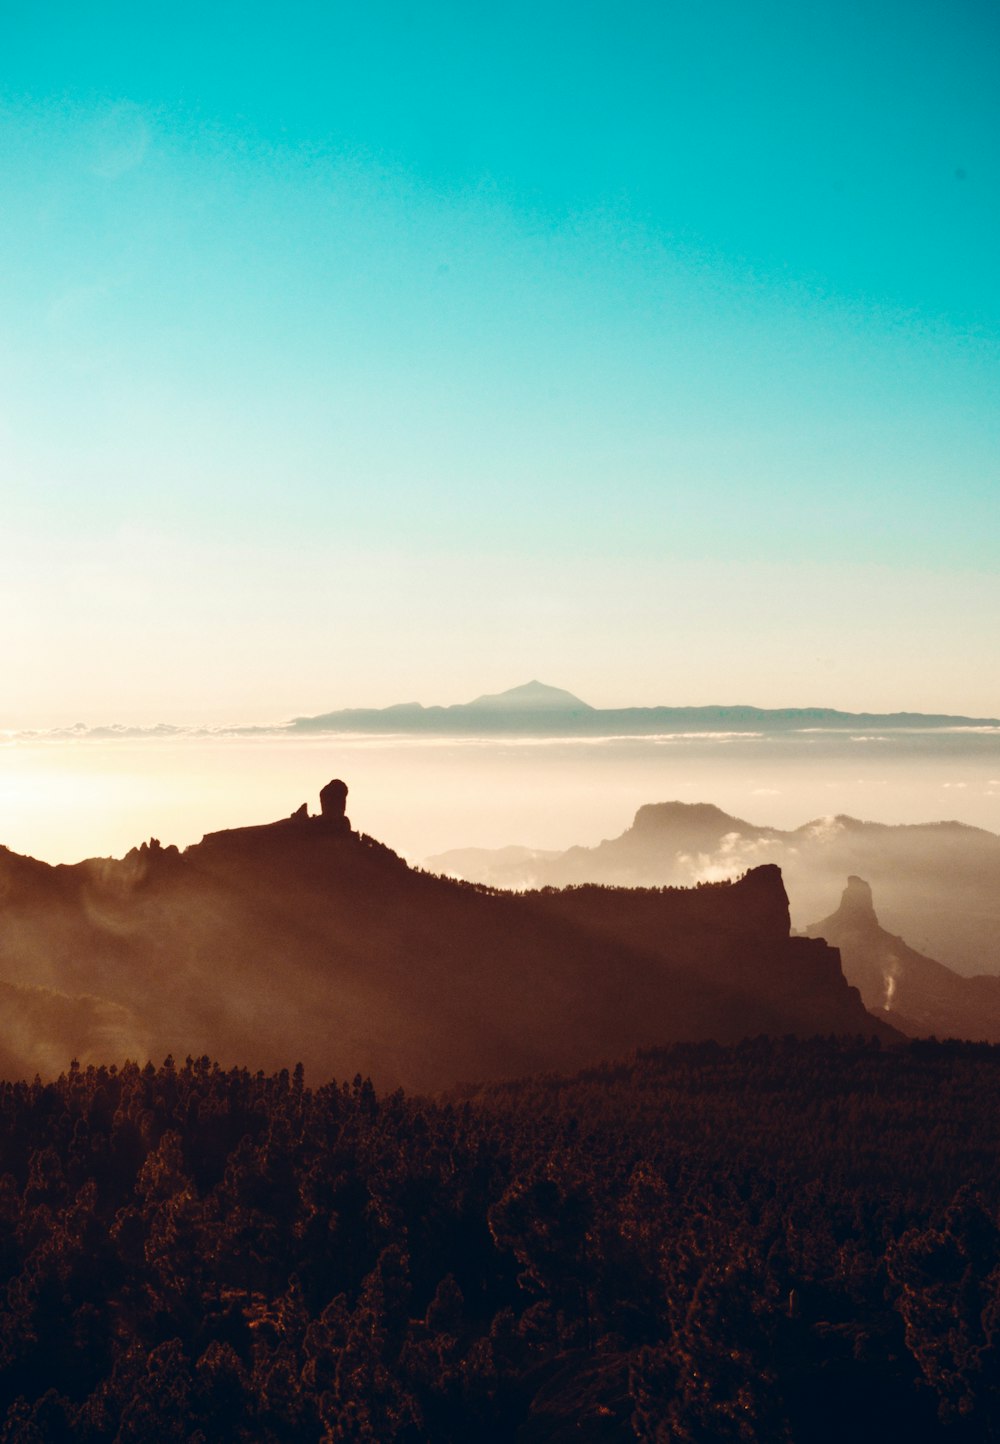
0,788,892,1087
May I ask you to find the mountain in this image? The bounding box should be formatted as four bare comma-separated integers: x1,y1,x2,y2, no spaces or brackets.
290,684,997,734
0,784,894,1087
465,679,593,710
803,876,1000,1041
290,679,594,733
427,801,1000,977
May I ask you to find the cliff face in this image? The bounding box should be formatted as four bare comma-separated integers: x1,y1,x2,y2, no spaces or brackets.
0,799,896,1088
527,865,881,1048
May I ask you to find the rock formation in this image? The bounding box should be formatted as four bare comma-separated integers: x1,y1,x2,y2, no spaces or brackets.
319,778,350,829
805,876,1000,1040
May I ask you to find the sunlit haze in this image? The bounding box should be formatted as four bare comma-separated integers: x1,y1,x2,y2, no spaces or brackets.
1,727,998,873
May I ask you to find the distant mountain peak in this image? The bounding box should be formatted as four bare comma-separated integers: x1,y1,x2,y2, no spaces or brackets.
629,801,757,837
291,689,998,737
465,681,593,711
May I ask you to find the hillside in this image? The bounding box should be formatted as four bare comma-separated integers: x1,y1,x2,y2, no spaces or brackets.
0,785,893,1087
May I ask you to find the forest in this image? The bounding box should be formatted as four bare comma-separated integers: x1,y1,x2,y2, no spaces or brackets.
0,1038,998,1441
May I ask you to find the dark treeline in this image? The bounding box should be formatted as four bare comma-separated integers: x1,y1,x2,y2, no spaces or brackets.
0,1039,999,1441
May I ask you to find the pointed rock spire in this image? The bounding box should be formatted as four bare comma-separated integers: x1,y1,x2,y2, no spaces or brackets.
835,875,878,927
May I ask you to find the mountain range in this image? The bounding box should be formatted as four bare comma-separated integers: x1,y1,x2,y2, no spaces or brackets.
290,680,998,734
428,800,1000,978
0,783,894,1087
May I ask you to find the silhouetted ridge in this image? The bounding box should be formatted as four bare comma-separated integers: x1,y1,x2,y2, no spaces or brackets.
429,801,1000,979
201,776,353,849
0,785,896,1087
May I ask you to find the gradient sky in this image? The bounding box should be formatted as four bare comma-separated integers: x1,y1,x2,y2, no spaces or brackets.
2,0,998,725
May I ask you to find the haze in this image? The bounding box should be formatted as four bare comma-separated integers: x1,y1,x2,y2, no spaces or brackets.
3,723,998,871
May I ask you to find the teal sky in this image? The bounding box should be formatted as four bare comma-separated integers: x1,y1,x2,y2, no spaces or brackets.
2,0,998,723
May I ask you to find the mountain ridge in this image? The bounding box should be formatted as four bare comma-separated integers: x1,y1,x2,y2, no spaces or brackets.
0,784,895,1087
290,683,998,734
427,799,1000,977
466,679,592,711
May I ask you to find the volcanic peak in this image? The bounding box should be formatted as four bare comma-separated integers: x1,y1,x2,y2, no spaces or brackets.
465,680,592,711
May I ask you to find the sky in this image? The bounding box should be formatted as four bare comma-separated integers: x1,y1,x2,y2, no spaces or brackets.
2,0,999,726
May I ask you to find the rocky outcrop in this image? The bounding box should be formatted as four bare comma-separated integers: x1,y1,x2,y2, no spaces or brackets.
529,864,888,1049
199,784,353,853
805,877,1000,1041
319,778,350,829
